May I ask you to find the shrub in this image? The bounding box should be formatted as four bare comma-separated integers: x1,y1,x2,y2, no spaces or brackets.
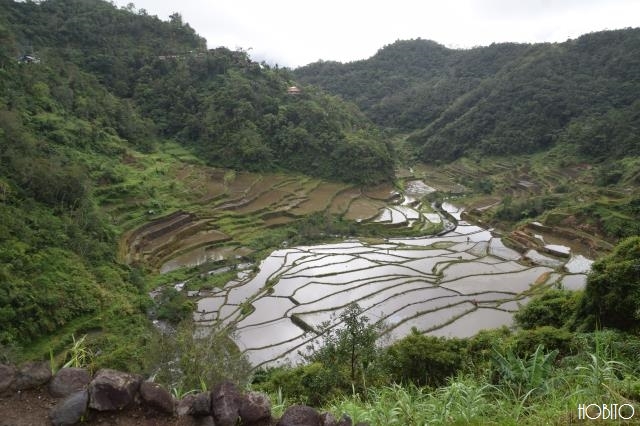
575,236,640,332
383,328,467,387
515,289,580,329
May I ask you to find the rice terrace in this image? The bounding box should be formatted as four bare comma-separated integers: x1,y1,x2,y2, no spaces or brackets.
120,155,596,369
2,2,640,424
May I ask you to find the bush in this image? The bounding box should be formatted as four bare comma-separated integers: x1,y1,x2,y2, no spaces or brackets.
383,328,467,387
515,289,580,329
253,362,345,406
575,236,640,332
511,326,579,358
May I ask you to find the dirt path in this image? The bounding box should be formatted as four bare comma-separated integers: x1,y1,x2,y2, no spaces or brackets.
0,388,212,426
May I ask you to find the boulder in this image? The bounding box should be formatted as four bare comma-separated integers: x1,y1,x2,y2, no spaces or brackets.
13,361,52,390
88,369,141,411
49,390,89,426
0,364,16,394
191,391,212,416
176,394,196,416
239,391,272,424
211,381,241,426
337,414,353,426
277,405,322,426
140,381,174,414
49,368,91,398
195,416,216,426
320,411,338,426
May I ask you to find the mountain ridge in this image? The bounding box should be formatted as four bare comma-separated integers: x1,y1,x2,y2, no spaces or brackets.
294,29,640,162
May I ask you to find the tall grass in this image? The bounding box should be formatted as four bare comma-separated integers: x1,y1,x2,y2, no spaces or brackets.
322,338,640,425
327,378,493,425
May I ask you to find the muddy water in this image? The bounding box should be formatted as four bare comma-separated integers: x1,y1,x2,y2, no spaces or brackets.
187,186,593,368
160,246,252,273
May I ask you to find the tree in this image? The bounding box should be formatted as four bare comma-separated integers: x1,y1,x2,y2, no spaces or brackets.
303,303,384,394
575,236,640,332
169,12,183,27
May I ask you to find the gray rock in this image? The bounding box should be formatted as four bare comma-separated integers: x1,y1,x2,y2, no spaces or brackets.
192,391,212,416
49,390,89,426
239,391,271,424
195,415,216,426
140,381,174,414
88,368,141,411
337,414,353,426
277,405,322,426
0,364,16,394
176,394,196,416
211,381,241,426
13,361,52,390
49,368,91,398
320,411,338,426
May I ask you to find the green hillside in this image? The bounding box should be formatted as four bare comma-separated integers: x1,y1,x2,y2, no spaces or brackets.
2,0,393,183
294,31,640,162
0,0,392,361
0,3,639,423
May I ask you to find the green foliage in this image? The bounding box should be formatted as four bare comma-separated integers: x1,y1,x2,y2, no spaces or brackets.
152,319,252,391
511,326,579,359
494,195,560,222
259,304,386,405
62,334,95,371
304,304,383,386
383,328,466,387
153,287,194,324
575,236,640,331
295,31,640,165
491,344,559,398
305,303,382,398
253,363,340,406
515,289,580,330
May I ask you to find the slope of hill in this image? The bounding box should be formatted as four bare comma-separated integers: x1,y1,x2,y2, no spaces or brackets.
0,0,392,363
294,30,640,162
2,0,393,184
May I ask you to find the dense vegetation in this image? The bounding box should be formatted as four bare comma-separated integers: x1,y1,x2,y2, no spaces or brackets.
2,0,393,183
0,0,395,359
294,31,640,163
1,1,639,423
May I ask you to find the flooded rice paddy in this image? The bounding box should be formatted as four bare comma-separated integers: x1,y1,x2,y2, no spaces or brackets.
129,167,592,369
190,200,591,369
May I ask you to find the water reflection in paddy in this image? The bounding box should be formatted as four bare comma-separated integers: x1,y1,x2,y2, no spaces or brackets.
431,308,515,338
561,274,587,291
191,203,591,369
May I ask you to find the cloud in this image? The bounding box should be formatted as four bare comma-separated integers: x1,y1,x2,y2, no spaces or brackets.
113,0,640,67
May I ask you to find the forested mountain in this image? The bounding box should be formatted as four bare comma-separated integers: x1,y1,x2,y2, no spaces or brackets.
0,0,392,356
294,30,640,162
1,0,393,183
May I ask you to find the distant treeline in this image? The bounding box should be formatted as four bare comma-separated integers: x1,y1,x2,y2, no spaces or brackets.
294,31,640,162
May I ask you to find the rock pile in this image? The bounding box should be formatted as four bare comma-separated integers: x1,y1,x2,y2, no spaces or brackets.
0,362,367,426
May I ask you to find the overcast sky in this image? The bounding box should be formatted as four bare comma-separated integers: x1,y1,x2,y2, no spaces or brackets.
112,0,640,68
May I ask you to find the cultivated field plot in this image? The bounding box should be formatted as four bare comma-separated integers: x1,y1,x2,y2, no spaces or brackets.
122,166,457,272
193,214,590,369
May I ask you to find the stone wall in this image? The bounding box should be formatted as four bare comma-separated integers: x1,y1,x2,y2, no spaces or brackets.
0,362,367,426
